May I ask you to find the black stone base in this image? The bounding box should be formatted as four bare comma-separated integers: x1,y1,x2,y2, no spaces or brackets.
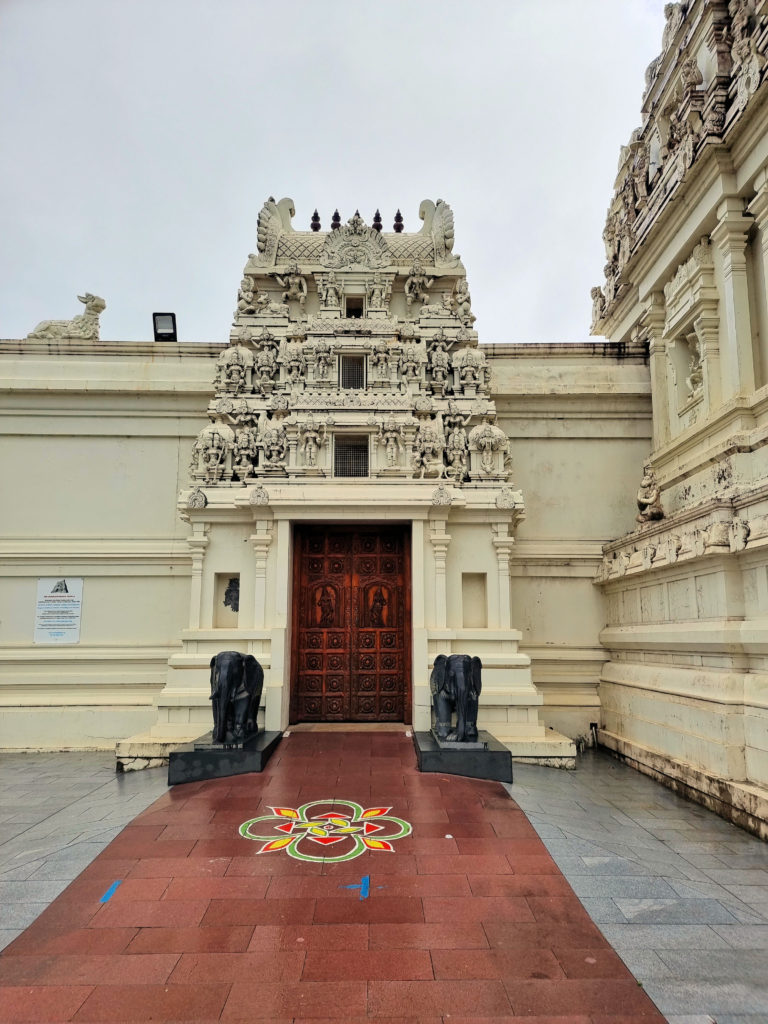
168,730,282,786
413,730,513,783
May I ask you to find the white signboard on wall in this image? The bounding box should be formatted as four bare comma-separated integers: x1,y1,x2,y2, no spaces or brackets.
34,578,83,644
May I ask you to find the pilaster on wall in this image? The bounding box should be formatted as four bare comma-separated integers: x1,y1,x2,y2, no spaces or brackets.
250,521,273,629
491,521,514,630
711,197,757,399
186,524,209,630
643,293,670,448
428,516,450,629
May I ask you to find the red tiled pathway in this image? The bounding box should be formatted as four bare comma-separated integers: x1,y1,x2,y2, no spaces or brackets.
0,731,665,1023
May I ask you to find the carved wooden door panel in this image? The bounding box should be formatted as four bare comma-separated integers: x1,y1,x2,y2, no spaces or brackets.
291,526,410,723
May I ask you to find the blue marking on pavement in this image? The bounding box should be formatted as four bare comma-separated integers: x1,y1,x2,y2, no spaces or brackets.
100,880,122,903
342,874,371,900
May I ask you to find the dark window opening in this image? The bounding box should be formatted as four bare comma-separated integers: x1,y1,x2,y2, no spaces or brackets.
346,296,364,319
334,436,369,477
340,354,366,389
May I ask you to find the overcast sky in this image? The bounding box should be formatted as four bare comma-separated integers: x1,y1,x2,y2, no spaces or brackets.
0,0,664,344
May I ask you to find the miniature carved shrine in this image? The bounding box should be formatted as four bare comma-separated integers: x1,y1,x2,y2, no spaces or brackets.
189,199,508,489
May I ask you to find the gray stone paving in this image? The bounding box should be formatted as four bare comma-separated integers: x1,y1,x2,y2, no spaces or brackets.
509,750,768,1024
1,748,767,1023
0,752,168,952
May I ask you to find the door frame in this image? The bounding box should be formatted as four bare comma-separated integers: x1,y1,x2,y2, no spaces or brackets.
289,522,412,724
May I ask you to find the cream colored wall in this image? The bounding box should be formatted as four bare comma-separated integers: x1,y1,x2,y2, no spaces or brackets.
490,347,651,738
591,0,768,836
0,341,214,748
0,338,650,751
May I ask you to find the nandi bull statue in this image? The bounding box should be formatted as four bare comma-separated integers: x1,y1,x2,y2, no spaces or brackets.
430,654,482,743
27,293,106,341
209,651,264,745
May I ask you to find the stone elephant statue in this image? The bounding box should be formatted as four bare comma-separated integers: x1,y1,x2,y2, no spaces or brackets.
430,654,482,742
209,651,264,744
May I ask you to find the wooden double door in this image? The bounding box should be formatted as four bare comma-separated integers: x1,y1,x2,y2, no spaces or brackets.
291,525,411,722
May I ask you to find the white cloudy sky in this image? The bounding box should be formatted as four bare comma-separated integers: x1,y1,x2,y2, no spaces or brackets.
0,0,664,344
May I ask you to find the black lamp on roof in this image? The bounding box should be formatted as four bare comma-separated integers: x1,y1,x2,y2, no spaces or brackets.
152,312,178,342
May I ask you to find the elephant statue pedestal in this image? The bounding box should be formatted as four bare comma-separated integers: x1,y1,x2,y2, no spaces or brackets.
412,652,513,782
168,650,282,785
413,728,513,783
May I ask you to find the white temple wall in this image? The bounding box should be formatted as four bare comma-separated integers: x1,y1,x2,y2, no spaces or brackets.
591,0,768,835
0,339,650,750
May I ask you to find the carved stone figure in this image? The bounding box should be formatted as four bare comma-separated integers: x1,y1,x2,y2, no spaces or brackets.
366,271,391,310
400,339,425,381
428,336,452,389
413,416,445,478
319,271,343,309
590,287,607,331
444,402,470,482
371,337,391,380
275,262,307,310
313,337,333,381
236,276,258,317
453,346,489,392
216,341,254,395
300,415,327,467
280,338,306,384
636,461,665,524
661,3,685,53
685,333,704,397
258,419,287,471
232,427,258,480
452,278,476,326
377,414,405,467
430,654,483,743
209,651,264,744
191,417,235,484
730,2,766,112
404,260,434,311
468,415,509,476
254,340,278,386
28,293,106,341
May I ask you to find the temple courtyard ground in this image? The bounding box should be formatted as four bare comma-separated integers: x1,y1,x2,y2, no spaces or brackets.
0,731,766,1023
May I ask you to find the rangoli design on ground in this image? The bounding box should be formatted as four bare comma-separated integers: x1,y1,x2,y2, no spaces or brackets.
239,799,412,862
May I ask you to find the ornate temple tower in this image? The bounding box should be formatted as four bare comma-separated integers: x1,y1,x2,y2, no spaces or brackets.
121,199,574,764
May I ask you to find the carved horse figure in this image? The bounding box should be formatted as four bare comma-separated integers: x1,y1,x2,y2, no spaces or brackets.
209,651,264,744
430,654,482,742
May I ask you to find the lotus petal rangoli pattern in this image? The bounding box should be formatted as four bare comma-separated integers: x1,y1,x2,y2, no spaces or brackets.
239,799,412,862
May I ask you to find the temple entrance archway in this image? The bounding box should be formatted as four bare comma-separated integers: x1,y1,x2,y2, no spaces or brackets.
290,525,411,723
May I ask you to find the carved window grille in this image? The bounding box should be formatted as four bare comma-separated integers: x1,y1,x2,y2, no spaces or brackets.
334,435,369,478
340,354,366,389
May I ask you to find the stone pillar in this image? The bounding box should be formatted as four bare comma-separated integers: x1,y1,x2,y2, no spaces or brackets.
250,521,273,628
711,197,757,398
694,306,722,411
429,516,451,629
187,524,209,629
747,168,768,387
643,293,670,448
491,521,514,630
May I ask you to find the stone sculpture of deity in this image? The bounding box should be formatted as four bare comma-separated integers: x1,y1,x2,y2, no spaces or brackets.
300,415,327,467
275,263,308,310
377,414,405,468
404,260,434,312
636,461,664,524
